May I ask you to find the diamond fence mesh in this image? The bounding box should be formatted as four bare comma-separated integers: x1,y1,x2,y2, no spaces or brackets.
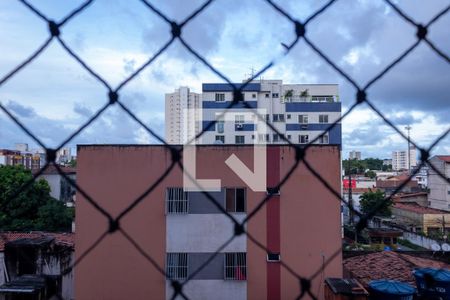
0,0,449,299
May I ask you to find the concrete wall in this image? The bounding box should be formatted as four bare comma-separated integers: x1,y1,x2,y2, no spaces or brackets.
429,157,450,211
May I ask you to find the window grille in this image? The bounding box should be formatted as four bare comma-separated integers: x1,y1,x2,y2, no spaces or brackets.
166,253,188,280
166,188,189,214
224,253,246,280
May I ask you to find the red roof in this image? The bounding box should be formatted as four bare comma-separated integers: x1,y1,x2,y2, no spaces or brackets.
393,202,450,215
344,251,450,287
437,156,450,163
0,232,74,251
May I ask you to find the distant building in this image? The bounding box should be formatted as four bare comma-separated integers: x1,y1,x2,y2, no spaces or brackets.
0,149,40,170
428,155,450,211
391,202,450,234
382,159,392,166
412,164,428,188
57,147,72,164
165,87,201,144
35,165,76,202
15,143,28,152
199,80,341,145
392,146,417,171
349,151,361,160
376,174,421,195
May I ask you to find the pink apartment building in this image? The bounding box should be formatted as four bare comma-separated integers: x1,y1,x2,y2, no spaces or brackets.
75,145,342,299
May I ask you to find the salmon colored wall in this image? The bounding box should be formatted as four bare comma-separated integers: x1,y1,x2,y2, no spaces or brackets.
76,146,173,300
280,146,342,300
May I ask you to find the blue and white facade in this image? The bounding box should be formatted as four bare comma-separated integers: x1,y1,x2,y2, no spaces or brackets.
199,80,341,145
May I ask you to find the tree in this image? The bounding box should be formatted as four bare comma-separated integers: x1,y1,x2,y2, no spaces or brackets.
360,190,392,217
365,170,376,179
0,165,73,231
68,159,77,168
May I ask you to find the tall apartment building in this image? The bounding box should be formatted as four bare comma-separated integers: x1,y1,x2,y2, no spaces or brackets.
165,87,201,144
428,156,450,211
349,150,361,160
392,146,417,171
76,145,342,299
200,80,341,145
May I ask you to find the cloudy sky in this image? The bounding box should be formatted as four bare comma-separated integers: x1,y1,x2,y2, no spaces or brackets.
0,0,449,159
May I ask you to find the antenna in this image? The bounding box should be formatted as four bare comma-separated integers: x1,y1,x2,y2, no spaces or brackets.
405,125,411,173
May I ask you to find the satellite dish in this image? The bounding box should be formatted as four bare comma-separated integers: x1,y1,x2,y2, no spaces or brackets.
431,244,441,251
442,243,450,252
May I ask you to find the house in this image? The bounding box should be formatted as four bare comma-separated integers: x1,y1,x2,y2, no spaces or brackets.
391,202,450,234
428,155,450,211
343,251,450,288
376,174,421,195
75,145,342,299
0,232,74,300
35,165,76,203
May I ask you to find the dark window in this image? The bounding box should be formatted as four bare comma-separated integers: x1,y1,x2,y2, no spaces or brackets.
267,252,280,262
272,93,279,98
226,188,246,213
235,136,245,144
215,135,225,143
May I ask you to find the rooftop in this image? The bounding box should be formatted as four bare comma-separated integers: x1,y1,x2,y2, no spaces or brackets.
34,164,76,175
0,232,74,251
393,202,450,215
436,155,450,163
344,251,450,287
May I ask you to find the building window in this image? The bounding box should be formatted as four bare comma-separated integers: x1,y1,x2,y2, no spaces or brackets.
252,93,256,99
287,114,291,119
299,135,309,144
319,114,329,123
318,133,329,144
166,188,188,214
217,120,224,133
235,115,245,124
235,136,245,144
267,252,280,262
272,93,279,98
216,135,225,143
298,115,308,124
273,134,280,142
265,93,270,98
287,135,291,140
251,134,255,140
166,253,188,280
226,188,246,212
224,253,246,280
265,114,270,122
272,114,285,122
215,93,225,102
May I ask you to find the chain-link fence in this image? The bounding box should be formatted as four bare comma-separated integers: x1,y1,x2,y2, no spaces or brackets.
0,0,449,299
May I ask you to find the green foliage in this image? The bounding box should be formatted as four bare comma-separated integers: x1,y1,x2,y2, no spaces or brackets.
68,159,77,167
365,170,377,179
343,158,388,174
360,190,392,217
284,89,293,98
0,165,73,232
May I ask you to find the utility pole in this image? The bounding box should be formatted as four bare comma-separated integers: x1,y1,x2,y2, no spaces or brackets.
405,125,412,174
